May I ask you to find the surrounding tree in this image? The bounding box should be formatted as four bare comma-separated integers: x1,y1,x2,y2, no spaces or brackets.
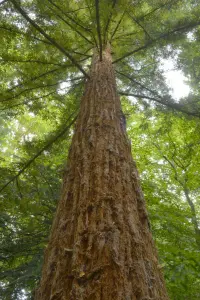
0,0,200,299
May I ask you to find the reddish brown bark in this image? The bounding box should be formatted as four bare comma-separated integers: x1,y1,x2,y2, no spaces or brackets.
36,47,168,300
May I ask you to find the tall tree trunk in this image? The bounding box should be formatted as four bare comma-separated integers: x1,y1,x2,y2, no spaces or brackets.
35,47,168,300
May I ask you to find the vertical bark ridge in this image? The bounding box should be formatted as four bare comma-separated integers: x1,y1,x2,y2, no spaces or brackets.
36,47,168,300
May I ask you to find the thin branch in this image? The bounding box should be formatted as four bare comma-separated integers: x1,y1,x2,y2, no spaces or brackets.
47,0,91,32
95,0,103,61
113,20,200,63
10,0,89,78
0,59,64,66
112,30,139,41
2,83,60,103
113,41,153,63
1,57,86,101
6,66,63,93
0,50,90,68
47,4,93,45
137,0,179,22
0,113,78,193
110,10,126,42
1,80,82,111
116,70,161,98
16,178,23,200
1,25,92,56
171,153,188,171
59,5,93,14
0,25,52,45
85,0,99,48
2,77,83,103
184,188,200,244
103,0,117,44
119,91,200,118
37,168,56,200
0,91,57,111
72,50,92,58
127,12,151,40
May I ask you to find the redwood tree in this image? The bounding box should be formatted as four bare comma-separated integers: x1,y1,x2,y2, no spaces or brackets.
36,48,168,299
1,0,200,299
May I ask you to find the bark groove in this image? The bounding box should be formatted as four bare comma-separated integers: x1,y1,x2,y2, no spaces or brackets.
36,47,168,300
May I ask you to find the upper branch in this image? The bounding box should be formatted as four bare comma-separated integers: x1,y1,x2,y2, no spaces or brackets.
9,0,89,78
113,21,200,63
137,0,179,22
127,12,152,40
103,0,117,44
0,25,52,45
113,41,153,64
47,0,91,32
47,2,93,45
116,70,161,98
110,10,126,42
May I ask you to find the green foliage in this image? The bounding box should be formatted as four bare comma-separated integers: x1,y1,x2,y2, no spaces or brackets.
125,103,200,299
0,0,200,299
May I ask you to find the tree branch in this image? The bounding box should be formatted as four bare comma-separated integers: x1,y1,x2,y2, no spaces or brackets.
110,10,126,42
116,70,161,97
10,0,89,78
3,56,88,94
137,0,179,22
6,67,63,93
111,30,138,41
0,58,64,66
84,0,99,48
103,0,117,44
127,12,151,40
47,0,91,32
2,77,83,103
0,113,78,193
113,41,154,63
113,20,200,63
1,81,82,111
47,4,93,45
0,25,52,45
119,91,200,118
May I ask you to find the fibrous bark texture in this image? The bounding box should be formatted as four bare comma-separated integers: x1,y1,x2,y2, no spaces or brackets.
36,47,168,300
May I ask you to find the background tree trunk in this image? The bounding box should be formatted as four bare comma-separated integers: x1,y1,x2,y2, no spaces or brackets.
35,47,168,300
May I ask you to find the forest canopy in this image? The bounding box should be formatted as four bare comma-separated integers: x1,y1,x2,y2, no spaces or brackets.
0,0,200,299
